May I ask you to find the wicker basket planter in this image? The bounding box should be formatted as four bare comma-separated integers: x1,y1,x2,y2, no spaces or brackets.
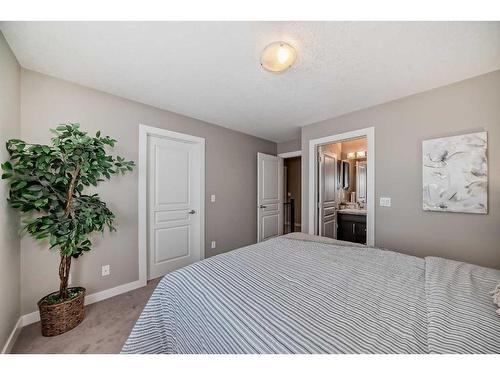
37,287,86,337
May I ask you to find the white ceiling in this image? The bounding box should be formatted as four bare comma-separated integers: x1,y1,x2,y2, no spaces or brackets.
2,21,500,142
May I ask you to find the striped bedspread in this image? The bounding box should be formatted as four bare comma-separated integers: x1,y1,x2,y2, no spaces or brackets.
122,234,500,354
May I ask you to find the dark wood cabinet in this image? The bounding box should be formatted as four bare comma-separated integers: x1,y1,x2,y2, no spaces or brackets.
337,213,366,244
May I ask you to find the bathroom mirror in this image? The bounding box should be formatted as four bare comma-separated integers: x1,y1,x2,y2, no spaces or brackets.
342,160,350,189
356,161,367,203
337,160,342,187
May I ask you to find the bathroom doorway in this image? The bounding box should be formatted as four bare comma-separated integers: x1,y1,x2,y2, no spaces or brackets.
308,128,375,246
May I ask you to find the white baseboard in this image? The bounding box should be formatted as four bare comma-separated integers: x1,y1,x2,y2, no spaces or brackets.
85,279,145,305
1,316,23,354
19,279,146,329
21,310,40,327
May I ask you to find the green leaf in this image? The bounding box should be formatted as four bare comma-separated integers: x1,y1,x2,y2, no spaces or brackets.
34,198,49,207
1,161,12,171
12,180,27,191
21,193,37,199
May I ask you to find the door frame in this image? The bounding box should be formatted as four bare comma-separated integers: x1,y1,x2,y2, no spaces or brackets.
138,124,205,283
308,127,375,246
278,150,302,159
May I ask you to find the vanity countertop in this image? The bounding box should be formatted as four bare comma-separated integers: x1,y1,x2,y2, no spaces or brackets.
337,209,367,216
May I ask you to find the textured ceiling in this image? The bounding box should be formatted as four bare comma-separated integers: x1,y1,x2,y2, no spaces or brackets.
2,21,500,142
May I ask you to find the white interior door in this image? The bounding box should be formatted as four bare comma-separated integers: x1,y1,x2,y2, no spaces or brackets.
147,132,204,279
257,153,283,242
318,151,338,238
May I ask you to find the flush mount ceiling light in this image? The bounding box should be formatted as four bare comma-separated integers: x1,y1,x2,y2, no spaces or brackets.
260,41,297,73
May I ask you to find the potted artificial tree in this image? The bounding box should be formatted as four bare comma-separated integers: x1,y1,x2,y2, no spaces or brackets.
1,123,134,336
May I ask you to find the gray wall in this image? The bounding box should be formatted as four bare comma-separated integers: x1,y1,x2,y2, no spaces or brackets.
302,70,500,269
277,139,301,154
20,69,276,314
0,32,21,350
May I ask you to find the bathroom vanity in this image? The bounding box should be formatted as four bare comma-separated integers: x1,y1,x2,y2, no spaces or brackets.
336,209,367,244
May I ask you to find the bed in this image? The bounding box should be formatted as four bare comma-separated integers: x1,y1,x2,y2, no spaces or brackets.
122,233,500,354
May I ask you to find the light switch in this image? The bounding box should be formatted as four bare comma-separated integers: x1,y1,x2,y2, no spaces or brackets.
380,197,391,207
211,194,216,202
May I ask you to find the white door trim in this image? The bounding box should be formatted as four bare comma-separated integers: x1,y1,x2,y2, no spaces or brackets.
278,150,302,158
138,124,205,283
308,127,375,246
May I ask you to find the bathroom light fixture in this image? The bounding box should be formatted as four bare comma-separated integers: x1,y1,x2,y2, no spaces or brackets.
356,151,366,158
347,152,356,159
260,41,297,73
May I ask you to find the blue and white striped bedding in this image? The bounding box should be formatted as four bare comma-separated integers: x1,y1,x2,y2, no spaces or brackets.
122,233,500,354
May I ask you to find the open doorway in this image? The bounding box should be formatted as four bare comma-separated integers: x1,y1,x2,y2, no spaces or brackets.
279,151,302,235
308,127,375,246
317,137,367,244
283,156,301,234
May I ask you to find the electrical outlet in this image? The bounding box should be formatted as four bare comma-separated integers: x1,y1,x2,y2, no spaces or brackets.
380,197,391,207
211,241,216,249
211,194,216,202
102,264,110,276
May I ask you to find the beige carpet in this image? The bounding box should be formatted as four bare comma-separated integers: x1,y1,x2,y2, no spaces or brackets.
11,278,161,354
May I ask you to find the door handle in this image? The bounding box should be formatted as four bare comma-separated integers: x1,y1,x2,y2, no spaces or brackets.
188,210,196,214
259,205,267,209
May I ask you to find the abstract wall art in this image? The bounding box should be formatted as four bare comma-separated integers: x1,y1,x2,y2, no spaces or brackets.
422,131,488,214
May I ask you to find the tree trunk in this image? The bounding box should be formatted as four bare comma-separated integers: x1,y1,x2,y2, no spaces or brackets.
64,166,80,218
58,255,72,299
58,166,79,300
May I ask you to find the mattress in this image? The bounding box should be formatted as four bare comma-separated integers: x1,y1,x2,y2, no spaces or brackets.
122,233,500,353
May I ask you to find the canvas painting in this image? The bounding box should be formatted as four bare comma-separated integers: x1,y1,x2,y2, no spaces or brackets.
422,131,488,214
